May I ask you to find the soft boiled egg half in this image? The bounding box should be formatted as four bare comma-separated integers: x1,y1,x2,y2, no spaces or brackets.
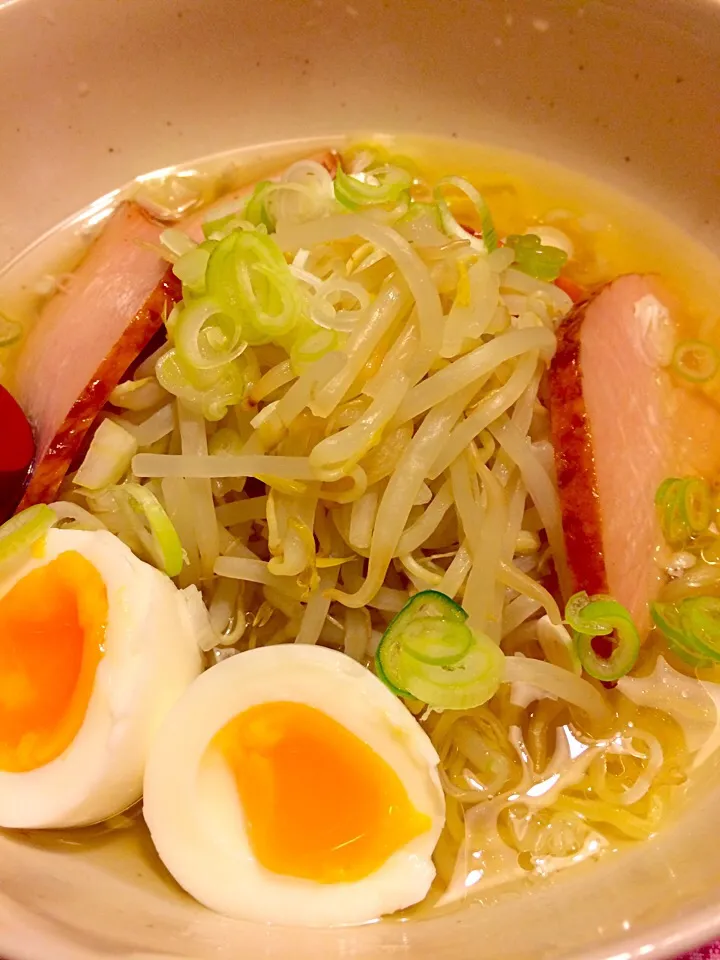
0,528,202,829
143,644,446,927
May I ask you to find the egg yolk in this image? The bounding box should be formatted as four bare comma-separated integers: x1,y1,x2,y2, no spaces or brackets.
214,700,431,884
0,550,107,773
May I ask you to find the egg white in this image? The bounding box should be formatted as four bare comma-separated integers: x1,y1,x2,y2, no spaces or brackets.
0,528,203,829
143,644,446,927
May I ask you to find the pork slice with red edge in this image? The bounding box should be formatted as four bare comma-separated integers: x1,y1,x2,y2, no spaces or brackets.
181,148,339,242
15,201,179,509
548,275,677,636
14,149,338,510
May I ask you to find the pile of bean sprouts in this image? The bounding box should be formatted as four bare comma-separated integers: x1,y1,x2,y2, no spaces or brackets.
55,148,709,902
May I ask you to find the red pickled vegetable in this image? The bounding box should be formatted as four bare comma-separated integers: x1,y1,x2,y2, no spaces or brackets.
0,384,35,522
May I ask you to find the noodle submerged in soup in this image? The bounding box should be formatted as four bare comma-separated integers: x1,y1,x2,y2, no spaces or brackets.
1,137,720,924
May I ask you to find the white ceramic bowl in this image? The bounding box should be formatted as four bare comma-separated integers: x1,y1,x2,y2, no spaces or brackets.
1,1,720,957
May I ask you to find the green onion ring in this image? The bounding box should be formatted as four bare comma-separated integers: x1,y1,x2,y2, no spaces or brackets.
399,616,474,666
565,591,614,636
0,504,57,566
672,339,719,383
574,605,640,681
123,482,184,578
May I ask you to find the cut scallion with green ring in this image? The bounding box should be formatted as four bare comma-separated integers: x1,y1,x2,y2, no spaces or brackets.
389,589,468,625
565,591,614,636
565,592,640,681
655,475,712,546
375,590,505,709
434,176,498,253
334,164,412,210
122,483,184,578
377,591,466,691
672,339,719,383
174,298,248,371
204,230,304,345
680,596,720,659
395,637,505,710
651,596,720,665
650,600,711,666
0,504,57,565
400,617,473,665
655,477,686,546
243,180,275,231
682,477,713,533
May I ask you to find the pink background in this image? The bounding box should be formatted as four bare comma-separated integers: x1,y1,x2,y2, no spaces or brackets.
679,945,720,960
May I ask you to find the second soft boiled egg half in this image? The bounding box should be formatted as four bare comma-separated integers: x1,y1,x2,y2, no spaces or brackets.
0,527,202,829
143,644,446,927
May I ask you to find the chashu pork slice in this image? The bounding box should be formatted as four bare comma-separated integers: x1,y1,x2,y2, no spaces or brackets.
15,149,338,509
16,202,177,508
549,275,675,636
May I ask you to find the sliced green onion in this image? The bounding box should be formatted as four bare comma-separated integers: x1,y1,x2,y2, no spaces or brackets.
565,591,613,636
108,377,166,411
434,176,498,253
174,298,247,371
376,590,467,686
122,482,184,577
74,419,138,490
375,589,503,709
672,339,719,383
655,476,682,507
0,313,22,347
396,201,442,229
650,600,710,666
156,349,247,421
342,143,418,178
505,234,568,282
334,164,412,210
399,633,504,710
655,475,712,546
204,230,304,345
655,477,687,545
681,476,712,533
681,596,720,656
202,213,243,240
394,201,447,245
667,635,711,667
173,245,212,294
393,589,468,624
650,600,685,645
651,597,720,665
165,302,183,337
243,180,275,231
374,650,410,698
565,592,640,681
0,504,57,565
167,223,341,402
574,620,640,681
399,616,473,666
